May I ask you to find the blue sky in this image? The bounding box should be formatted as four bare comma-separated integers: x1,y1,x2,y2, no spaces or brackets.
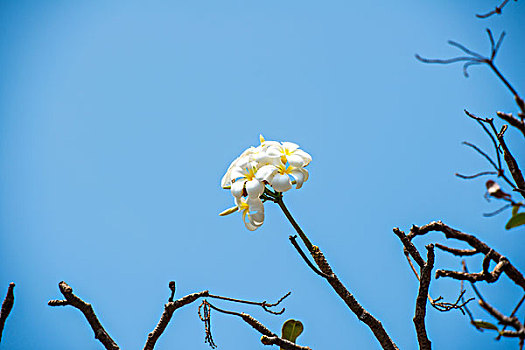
1,0,524,349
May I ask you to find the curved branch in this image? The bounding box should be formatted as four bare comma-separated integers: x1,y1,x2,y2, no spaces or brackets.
0,283,15,343
434,243,480,256
407,222,525,291
48,281,119,350
143,290,210,350
206,301,312,350
476,0,513,18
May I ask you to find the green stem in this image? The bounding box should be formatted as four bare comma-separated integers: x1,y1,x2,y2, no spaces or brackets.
277,197,314,253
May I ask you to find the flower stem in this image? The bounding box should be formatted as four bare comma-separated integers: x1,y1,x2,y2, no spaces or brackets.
276,197,314,253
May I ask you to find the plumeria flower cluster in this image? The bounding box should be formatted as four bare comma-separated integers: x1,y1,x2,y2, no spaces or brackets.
219,135,312,231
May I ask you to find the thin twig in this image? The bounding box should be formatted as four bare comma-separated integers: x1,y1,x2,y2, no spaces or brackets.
461,142,500,175
277,197,314,252
417,30,525,117
494,125,525,200
288,235,331,278
456,171,497,179
464,110,502,170
205,301,312,350
435,243,480,256
476,0,514,18
0,283,15,343
497,294,525,339
48,281,120,350
483,204,512,217
208,291,291,315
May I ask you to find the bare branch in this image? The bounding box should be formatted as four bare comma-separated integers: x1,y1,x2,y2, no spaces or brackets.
205,301,312,350
497,111,525,138
413,245,434,350
435,243,480,256
431,290,474,313
461,142,500,176
456,171,498,180
144,289,210,350
495,125,525,200
476,0,514,18
497,294,525,339
483,203,512,217
279,197,399,350
144,282,291,350
261,335,312,350
208,291,291,315
310,246,399,350
0,283,15,343
48,281,119,350
478,299,523,330
435,253,509,284
393,227,425,267
289,235,331,278
408,221,525,291
417,31,525,116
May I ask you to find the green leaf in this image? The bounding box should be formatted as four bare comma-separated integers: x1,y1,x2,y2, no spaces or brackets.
281,319,303,349
471,320,499,331
505,213,525,230
512,204,521,216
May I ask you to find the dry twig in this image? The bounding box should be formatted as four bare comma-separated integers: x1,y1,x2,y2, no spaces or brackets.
407,221,525,291
203,301,312,350
48,281,119,350
476,0,517,18
0,283,15,344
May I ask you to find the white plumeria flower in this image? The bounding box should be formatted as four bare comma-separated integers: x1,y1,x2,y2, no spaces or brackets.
220,135,312,231
221,147,258,189
266,141,312,168
229,159,265,199
219,196,265,231
257,159,309,192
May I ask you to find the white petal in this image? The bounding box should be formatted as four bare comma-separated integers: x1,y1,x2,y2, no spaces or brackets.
301,168,309,182
282,142,299,152
271,174,292,192
290,169,306,189
230,167,247,181
246,197,264,211
249,209,264,225
231,180,246,199
221,171,232,189
245,179,264,198
266,146,283,158
256,165,278,182
261,140,281,149
287,154,305,167
242,210,262,231
292,149,312,166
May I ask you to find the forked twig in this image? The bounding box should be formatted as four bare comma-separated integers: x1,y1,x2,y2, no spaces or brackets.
48,281,119,350
201,300,312,350
476,0,515,18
